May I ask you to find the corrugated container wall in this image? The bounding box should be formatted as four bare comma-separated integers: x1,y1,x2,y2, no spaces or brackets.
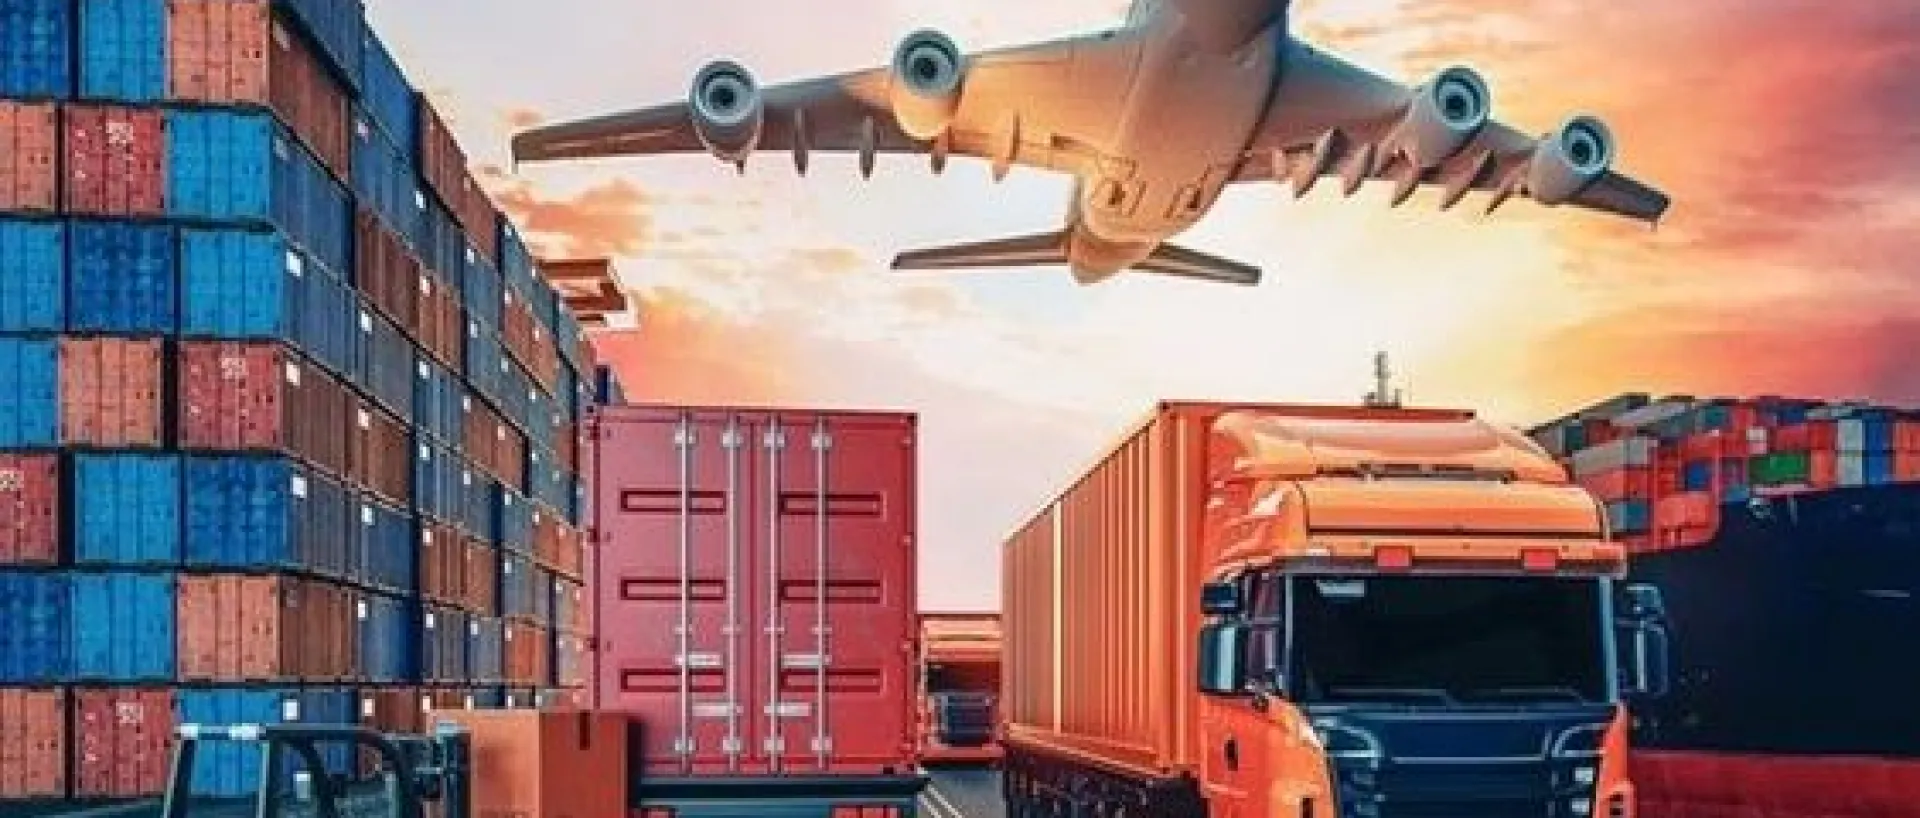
357,29,413,149
72,453,180,565
58,336,164,448
274,0,364,93
589,405,919,775
0,573,70,682
183,455,352,579
178,228,357,379
0,218,63,332
67,220,176,333
352,203,417,327
175,687,359,797
63,105,165,216
165,108,350,279
177,341,353,478
72,688,174,798
0,0,73,98
0,337,58,448
0,454,60,565
0,99,57,211
70,572,176,681
78,0,168,103
0,688,67,798
348,398,409,506
350,113,421,246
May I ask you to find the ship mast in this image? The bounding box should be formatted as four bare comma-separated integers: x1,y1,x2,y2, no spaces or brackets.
1363,351,1403,408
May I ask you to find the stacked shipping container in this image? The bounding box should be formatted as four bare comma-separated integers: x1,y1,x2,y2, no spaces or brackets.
0,0,599,802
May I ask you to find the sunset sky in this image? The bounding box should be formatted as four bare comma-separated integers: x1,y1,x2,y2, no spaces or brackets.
364,0,1920,609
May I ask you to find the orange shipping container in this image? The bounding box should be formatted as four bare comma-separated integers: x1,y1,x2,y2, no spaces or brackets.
350,400,411,505
166,2,350,180
59,337,164,448
72,688,174,799
177,575,355,681
1809,448,1838,489
1579,466,1652,503
1897,449,1920,482
0,688,67,798
504,621,549,687
0,101,59,213
435,710,626,818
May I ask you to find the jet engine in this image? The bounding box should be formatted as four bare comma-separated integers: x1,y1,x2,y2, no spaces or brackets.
1527,115,1613,204
888,29,967,141
688,59,764,164
1392,66,1490,169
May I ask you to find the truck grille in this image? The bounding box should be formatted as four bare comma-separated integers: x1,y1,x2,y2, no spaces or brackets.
1332,759,1593,818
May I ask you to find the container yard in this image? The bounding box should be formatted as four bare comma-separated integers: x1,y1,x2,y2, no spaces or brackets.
0,0,609,806
1531,394,1920,818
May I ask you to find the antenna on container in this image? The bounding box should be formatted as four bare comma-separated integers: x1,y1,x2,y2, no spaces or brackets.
1364,351,1403,408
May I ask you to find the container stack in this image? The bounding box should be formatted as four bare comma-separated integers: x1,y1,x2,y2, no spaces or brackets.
1530,394,1920,553
0,0,598,802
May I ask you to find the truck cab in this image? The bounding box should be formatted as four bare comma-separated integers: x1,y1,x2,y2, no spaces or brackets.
1191,412,1672,818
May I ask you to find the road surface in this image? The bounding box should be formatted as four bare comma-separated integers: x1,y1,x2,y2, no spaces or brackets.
921,768,1004,818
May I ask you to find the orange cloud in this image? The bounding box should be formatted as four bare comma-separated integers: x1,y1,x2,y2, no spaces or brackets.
490,178,655,258
588,288,807,405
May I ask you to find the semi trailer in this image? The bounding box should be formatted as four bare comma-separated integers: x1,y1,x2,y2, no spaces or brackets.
1000,401,1672,818
916,612,1003,766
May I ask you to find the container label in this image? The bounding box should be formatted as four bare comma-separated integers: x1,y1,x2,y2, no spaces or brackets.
418,361,430,379
470,621,480,635
284,362,301,386
465,247,475,264
291,475,307,498
282,699,300,721
219,355,247,380
0,469,20,492
361,698,375,717
362,506,374,526
358,409,370,429
115,702,144,725
423,529,435,545
358,600,368,619
285,251,304,278
414,190,427,211
360,312,373,333
463,471,473,487
425,612,436,628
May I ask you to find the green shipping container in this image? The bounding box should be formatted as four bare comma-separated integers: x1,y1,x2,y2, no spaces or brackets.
1749,451,1811,486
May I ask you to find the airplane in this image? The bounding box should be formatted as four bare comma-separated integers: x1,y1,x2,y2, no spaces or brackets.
510,0,1671,287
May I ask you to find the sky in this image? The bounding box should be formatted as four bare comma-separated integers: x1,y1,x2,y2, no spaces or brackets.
363,0,1920,610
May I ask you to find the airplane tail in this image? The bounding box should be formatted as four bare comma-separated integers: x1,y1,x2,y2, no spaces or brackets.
889,231,1262,286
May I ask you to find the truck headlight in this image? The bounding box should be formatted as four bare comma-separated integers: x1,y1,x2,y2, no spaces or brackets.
1573,765,1596,785
1570,797,1591,816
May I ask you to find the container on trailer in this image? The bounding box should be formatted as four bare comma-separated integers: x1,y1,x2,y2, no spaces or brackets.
357,589,411,683
353,206,418,329
0,102,60,213
0,0,73,98
0,454,59,565
588,404,921,802
178,341,352,478
415,267,464,370
355,305,415,420
64,104,165,216
70,572,175,681
347,399,409,506
77,0,167,102
183,454,352,579
57,336,164,449
0,687,67,798
175,687,360,797
0,574,71,684
165,108,351,279
67,219,176,334
71,687,174,799
351,495,414,594
72,452,181,565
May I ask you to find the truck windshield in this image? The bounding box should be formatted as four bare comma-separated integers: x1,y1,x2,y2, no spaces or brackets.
1285,574,1608,706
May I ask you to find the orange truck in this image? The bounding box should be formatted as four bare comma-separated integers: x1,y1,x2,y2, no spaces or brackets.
916,612,1003,766
1000,401,1673,818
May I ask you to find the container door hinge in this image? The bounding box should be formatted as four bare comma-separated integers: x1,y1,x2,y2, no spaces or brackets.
764,430,787,449
674,427,696,448
811,431,832,450
721,428,744,449
720,737,743,755
810,737,833,753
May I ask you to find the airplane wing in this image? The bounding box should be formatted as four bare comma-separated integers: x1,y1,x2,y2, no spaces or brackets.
1233,42,1670,223
512,31,1147,178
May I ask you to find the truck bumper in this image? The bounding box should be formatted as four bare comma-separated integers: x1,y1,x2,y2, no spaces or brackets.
635,774,930,818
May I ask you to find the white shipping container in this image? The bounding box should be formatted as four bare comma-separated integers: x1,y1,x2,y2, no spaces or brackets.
1838,450,1866,486
1614,399,1694,429
1838,419,1867,452
1570,436,1658,478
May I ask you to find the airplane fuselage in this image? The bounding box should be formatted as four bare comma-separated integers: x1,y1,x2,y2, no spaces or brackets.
1061,3,1284,282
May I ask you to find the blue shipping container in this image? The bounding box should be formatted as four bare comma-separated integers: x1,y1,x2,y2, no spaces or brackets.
176,688,359,797
555,310,585,372
68,220,176,333
166,109,352,280
0,333,58,449
0,573,70,683
501,551,537,621
552,580,579,636
73,452,182,565
350,110,424,246
458,458,500,543
498,486,533,553
1682,461,1713,492
412,437,459,525
497,220,539,303
355,306,415,419
420,606,467,683
357,31,416,159
357,590,413,683
180,228,356,377
415,197,457,284
460,235,502,329
413,358,462,445
1607,499,1651,534
532,277,561,335
70,572,174,681
1865,451,1893,485
273,0,364,92
463,320,506,408
594,364,624,405
1,0,73,97
0,218,65,332
352,496,413,594
467,616,503,683
78,0,165,102
529,447,570,514
184,456,353,580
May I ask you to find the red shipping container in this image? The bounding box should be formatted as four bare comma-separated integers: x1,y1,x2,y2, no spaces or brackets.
556,421,579,475
415,269,465,370
588,405,917,776
72,688,174,799
167,3,349,180
0,688,67,798
0,101,59,213
1809,449,1838,488
501,291,560,392
59,337,163,448
177,575,355,682
462,396,500,477
504,621,550,687
453,177,500,264
178,342,351,477
464,534,499,615
354,208,420,331
1896,449,1920,482
350,400,411,505
63,105,165,216
419,520,463,608
0,455,59,565
1579,466,1652,502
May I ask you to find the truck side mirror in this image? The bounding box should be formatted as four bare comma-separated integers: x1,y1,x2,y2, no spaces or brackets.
1620,620,1672,700
1200,581,1242,616
1196,623,1246,696
1620,583,1667,621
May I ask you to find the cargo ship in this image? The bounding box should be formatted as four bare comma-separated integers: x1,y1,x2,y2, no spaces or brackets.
1530,394,1920,818
0,0,624,806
